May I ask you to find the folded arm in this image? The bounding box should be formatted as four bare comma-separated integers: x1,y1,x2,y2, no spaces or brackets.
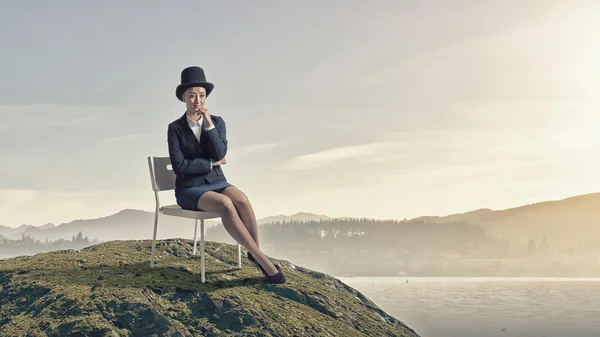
167,125,212,175
204,117,228,161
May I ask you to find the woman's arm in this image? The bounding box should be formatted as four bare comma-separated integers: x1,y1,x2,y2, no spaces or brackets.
167,125,212,175
204,116,228,161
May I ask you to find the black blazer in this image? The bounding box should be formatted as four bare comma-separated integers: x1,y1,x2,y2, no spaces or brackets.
167,112,228,192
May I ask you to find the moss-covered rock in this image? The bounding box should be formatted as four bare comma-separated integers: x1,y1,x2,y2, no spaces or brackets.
0,239,419,337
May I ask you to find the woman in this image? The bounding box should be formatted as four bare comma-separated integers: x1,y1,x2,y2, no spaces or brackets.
167,66,285,284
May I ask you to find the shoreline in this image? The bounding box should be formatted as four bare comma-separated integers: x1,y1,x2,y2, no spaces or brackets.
337,276,600,282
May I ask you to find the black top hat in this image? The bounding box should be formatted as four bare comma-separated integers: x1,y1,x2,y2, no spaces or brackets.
175,66,215,101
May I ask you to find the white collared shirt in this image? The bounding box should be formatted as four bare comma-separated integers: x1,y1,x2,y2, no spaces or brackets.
186,115,204,142
186,114,216,142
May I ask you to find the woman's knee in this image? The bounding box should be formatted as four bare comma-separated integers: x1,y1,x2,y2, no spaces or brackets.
196,192,236,214
233,192,250,208
225,187,250,208
215,196,236,215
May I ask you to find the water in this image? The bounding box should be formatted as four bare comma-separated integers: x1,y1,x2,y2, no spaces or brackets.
338,277,600,337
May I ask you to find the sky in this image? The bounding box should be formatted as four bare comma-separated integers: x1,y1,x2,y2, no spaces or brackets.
1,1,600,227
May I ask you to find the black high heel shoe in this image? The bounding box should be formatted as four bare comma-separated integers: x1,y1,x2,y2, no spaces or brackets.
259,263,286,284
250,254,286,284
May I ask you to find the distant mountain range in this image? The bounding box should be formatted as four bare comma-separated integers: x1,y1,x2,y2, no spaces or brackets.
0,223,55,237
257,211,331,224
0,210,331,242
1,192,599,246
413,192,600,246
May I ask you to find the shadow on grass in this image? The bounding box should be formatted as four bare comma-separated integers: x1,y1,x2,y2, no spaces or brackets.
42,260,272,294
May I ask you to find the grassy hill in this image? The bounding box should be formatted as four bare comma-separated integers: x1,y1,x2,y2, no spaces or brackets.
0,239,419,337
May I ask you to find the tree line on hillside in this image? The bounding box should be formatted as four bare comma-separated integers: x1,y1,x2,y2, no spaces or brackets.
0,231,101,259
207,218,487,252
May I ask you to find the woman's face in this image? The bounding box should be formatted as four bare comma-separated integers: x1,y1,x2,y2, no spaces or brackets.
184,87,207,112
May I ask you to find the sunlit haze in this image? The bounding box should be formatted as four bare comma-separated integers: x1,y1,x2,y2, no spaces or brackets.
1,1,599,227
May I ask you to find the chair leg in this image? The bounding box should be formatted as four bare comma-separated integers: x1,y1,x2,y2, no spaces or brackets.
200,219,205,283
150,210,159,268
237,243,241,269
193,219,198,256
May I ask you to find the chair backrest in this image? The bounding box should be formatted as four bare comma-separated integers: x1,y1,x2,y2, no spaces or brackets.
148,156,176,191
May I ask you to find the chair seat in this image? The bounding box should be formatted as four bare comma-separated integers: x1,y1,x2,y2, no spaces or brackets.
160,204,221,220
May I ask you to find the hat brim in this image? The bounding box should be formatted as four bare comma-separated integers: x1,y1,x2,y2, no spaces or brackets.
176,82,214,101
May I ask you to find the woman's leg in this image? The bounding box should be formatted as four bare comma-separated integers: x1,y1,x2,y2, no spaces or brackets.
219,186,260,248
197,191,278,276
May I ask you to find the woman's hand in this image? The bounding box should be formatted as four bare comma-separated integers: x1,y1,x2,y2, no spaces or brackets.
212,157,227,166
200,107,213,127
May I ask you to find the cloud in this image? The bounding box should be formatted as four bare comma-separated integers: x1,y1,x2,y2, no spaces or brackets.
234,143,283,155
355,14,597,103
277,142,400,172
102,133,159,145
386,161,554,176
0,104,127,130
0,189,40,211
383,126,548,149
0,189,105,226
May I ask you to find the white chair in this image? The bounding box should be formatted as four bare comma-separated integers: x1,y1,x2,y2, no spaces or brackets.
147,156,242,283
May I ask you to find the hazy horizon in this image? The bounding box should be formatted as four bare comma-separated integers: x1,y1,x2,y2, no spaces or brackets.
2,1,600,227
1,191,598,229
